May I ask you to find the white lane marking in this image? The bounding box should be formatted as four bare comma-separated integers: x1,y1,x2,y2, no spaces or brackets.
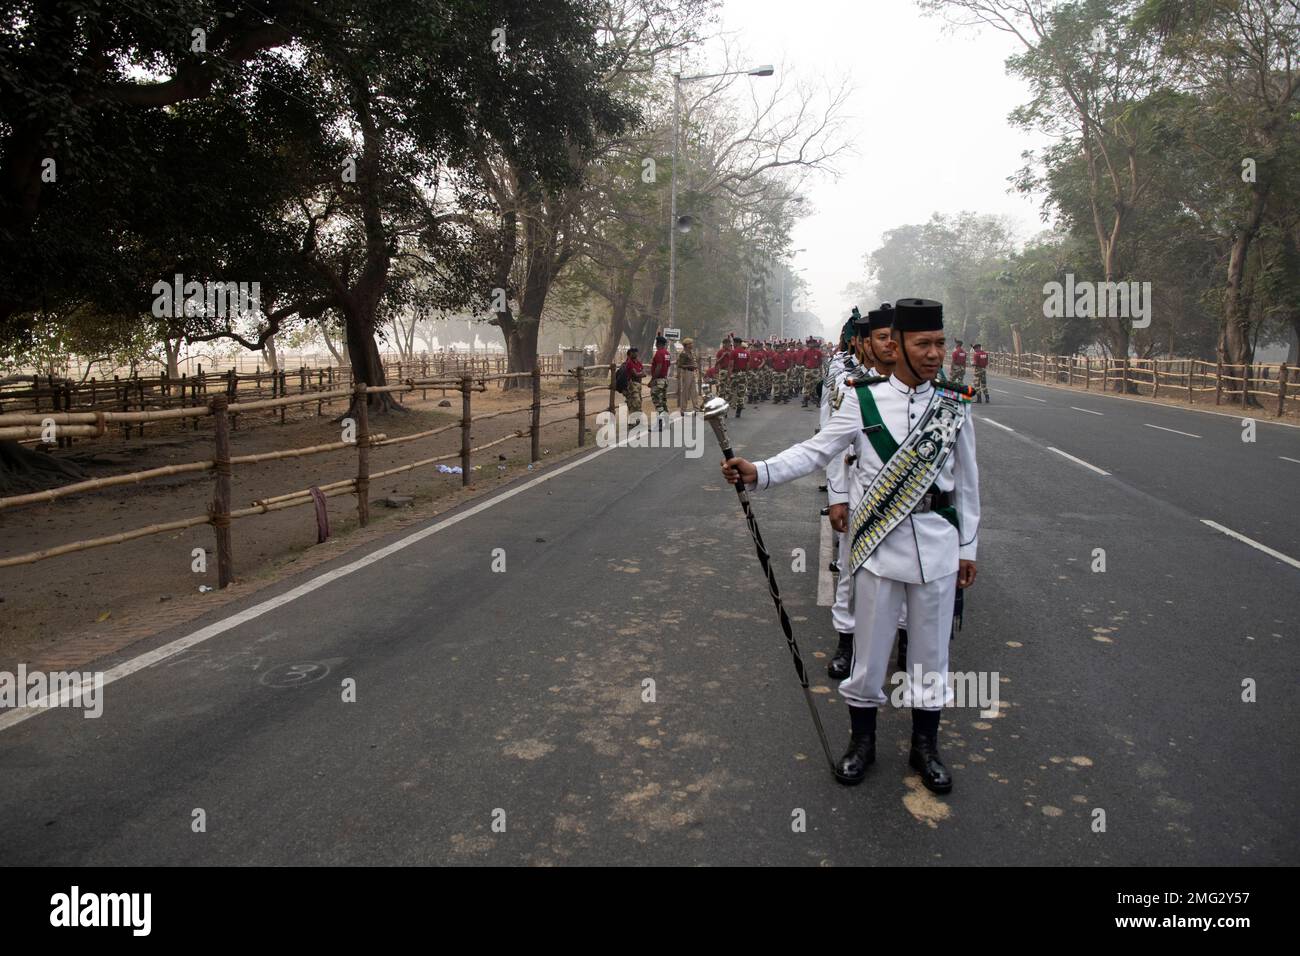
817,513,834,606
1201,520,1300,572
1144,423,1201,439
1047,447,1111,476
981,418,1015,433
1280,456,1300,465
991,388,1011,394
1071,406,1103,416
1020,395,1048,403
0,440,631,733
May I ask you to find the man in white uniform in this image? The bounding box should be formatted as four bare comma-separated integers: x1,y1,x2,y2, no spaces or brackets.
721,298,979,793
825,307,878,680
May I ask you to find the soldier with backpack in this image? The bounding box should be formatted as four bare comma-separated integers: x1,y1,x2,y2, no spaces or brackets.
620,347,645,424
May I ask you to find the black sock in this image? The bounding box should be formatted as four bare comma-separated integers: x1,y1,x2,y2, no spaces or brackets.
836,631,854,650
912,708,941,737
849,705,877,737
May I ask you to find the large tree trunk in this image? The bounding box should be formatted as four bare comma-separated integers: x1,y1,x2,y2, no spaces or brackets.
261,334,280,372
164,336,182,380
1223,190,1269,362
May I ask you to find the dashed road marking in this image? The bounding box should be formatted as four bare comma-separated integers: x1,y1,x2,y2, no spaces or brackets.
1047,447,1111,476
1144,423,1201,439
1201,520,1300,572
1071,406,1103,416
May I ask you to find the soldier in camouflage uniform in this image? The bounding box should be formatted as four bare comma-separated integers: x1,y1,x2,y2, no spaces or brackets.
730,337,750,417
747,344,765,404
771,342,791,403
649,335,671,423
801,337,823,407
623,347,645,422
715,338,733,410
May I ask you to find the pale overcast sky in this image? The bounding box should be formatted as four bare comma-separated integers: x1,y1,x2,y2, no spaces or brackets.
715,0,1052,336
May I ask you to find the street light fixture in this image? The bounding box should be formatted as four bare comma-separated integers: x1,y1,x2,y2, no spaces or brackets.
670,64,774,335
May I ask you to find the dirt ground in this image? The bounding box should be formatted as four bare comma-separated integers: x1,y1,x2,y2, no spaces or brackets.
0,380,628,669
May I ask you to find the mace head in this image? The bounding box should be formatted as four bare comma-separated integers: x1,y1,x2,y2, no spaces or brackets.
703,396,730,420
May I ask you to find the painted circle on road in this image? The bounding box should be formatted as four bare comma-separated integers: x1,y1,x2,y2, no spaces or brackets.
259,661,331,688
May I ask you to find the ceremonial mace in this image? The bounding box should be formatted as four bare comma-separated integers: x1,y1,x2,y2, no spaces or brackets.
703,396,836,771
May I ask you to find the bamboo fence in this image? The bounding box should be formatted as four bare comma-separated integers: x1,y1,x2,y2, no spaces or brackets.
990,352,1292,415
0,351,576,444
0,364,617,584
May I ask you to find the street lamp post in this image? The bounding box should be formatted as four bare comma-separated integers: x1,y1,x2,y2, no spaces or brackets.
777,250,805,338
669,64,773,336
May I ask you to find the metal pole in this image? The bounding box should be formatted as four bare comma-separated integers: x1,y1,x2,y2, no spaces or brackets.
668,73,680,333
779,267,784,339
744,275,750,339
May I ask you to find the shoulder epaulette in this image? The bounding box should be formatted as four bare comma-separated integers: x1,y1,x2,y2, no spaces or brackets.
846,374,888,388
934,378,974,402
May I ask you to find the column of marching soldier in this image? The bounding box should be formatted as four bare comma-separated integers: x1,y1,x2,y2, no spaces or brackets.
719,299,980,795
704,334,830,418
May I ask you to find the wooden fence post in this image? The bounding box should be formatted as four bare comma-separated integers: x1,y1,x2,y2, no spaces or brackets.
608,363,617,416
1152,360,1160,398
1215,359,1223,405
354,382,370,527
460,373,472,486
1084,355,1091,390
1278,364,1289,417
531,365,542,463
574,366,585,447
210,395,234,588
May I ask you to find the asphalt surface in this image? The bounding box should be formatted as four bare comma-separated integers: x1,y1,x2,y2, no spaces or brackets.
1,379,1296,865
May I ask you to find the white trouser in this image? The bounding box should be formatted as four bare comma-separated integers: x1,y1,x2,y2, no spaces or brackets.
833,531,907,634
839,568,956,710
831,531,855,634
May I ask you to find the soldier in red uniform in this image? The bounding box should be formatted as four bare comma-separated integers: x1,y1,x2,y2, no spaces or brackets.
949,340,967,385
715,337,734,408
747,342,765,404
800,336,823,407
771,342,793,403
730,338,750,417
971,343,990,403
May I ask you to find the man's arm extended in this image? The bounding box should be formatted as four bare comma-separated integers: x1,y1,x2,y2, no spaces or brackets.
722,388,862,491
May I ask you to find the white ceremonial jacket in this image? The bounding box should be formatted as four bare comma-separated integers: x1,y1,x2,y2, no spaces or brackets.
750,374,980,584
819,351,847,429
824,353,862,507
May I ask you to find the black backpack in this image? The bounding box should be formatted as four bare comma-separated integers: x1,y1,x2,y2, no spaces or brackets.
615,362,630,394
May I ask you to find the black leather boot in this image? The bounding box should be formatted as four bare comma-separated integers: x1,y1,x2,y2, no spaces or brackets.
834,706,876,785
895,627,908,672
827,632,853,680
909,709,952,794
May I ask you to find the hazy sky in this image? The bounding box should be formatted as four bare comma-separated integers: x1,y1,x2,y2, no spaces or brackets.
715,0,1052,336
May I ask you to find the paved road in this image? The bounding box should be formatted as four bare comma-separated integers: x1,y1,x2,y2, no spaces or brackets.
1,386,1296,865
